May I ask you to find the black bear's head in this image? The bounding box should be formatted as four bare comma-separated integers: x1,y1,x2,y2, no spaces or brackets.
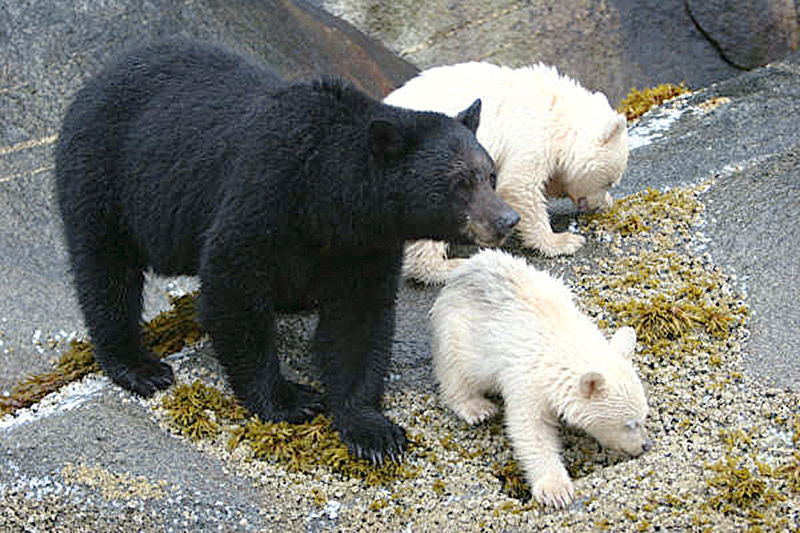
371,99,519,246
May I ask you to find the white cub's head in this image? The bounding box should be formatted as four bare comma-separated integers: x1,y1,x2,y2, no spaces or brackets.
568,326,652,457
561,92,629,213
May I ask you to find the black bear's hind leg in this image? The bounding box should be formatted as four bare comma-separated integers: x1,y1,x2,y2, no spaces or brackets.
73,253,174,396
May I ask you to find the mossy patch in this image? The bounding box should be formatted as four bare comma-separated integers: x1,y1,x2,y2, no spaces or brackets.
0,340,98,416
580,185,747,355
227,414,420,486
158,379,420,486
142,292,204,358
616,83,691,121
161,380,246,441
492,459,532,502
705,455,780,512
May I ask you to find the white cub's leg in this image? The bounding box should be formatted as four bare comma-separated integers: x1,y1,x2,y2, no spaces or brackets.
498,169,585,256
434,353,498,425
447,391,498,426
432,321,498,425
402,239,465,285
504,394,575,507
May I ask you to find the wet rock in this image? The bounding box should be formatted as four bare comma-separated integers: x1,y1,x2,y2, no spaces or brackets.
686,0,799,69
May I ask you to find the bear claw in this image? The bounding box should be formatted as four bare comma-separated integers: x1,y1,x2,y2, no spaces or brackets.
336,408,407,466
110,360,175,397
532,471,575,508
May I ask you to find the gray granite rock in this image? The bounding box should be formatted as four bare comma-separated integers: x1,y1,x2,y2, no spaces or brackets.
686,0,799,69
322,0,798,105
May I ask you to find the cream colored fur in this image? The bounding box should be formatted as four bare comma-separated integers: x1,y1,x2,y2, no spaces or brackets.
385,62,629,285
430,250,650,507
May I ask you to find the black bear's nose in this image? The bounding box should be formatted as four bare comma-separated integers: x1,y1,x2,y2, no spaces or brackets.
496,209,520,233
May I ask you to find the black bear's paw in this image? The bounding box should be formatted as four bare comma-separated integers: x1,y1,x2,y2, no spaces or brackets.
335,407,407,466
274,382,326,423
246,381,325,423
108,358,175,397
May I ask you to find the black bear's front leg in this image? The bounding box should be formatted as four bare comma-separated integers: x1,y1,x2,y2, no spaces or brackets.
314,252,407,464
199,242,324,423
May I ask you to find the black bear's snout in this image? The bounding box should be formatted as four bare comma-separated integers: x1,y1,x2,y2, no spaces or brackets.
495,209,520,235
463,189,519,248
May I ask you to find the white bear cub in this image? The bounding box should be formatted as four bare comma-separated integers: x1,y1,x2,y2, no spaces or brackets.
385,62,629,285
430,249,651,507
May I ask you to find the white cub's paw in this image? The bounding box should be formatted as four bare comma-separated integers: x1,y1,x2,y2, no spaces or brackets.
451,396,498,425
532,231,585,257
531,470,575,508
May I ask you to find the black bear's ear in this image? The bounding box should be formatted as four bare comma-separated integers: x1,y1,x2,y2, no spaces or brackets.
370,119,403,160
456,98,481,134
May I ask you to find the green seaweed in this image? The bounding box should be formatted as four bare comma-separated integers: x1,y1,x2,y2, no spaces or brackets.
0,339,98,416
492,459,531,502
142,292,204,358
161,380,246,441
705,455,779,511
227,414,420,486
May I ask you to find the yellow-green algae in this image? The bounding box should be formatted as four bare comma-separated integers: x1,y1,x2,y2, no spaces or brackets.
161,380,247,441
616,83,691,121
142,292,203,358
159,379,419,486
1,292,203,417
581,186,747,348
0,339,98,416
227,415,420,485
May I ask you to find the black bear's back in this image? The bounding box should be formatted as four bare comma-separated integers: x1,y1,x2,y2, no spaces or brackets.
55,38,286,274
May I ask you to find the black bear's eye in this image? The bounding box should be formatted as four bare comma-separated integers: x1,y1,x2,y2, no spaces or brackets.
489,171,498,188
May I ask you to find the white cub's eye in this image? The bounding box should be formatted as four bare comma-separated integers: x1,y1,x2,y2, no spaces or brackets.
625,420,639,430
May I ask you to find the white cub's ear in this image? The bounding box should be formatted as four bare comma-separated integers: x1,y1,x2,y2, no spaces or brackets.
579,371,607,399
610,326,637,359
600,114,627,145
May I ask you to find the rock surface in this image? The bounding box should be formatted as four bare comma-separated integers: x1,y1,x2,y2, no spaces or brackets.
686,0,799,69
322,0,798,105
1,1,799,530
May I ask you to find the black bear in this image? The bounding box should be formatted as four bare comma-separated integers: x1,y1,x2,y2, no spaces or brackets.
55,38,519,463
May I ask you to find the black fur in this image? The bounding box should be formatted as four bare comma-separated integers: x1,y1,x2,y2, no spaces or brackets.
55,38,517,463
